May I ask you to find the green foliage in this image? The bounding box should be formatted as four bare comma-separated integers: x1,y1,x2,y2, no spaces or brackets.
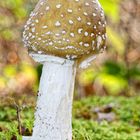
97,61,128,94
72,96,140,140
107,27,125,55
0,64,38,94
1,96,140,139
100,0,120,22
80,60,140,95
1,0,27,18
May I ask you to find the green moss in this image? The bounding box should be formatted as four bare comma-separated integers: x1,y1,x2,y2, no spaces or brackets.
1,96,140,139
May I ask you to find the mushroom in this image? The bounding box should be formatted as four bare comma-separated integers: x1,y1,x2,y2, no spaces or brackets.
22,0,106,140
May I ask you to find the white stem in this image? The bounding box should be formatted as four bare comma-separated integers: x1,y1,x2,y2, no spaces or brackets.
23,54,77,140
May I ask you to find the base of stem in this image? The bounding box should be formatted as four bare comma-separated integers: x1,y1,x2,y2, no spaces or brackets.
22,136,31,140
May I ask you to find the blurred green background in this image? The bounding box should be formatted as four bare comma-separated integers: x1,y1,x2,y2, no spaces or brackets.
0,0,140,139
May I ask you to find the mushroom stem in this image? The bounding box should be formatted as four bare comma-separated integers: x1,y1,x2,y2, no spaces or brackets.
23,54,77,140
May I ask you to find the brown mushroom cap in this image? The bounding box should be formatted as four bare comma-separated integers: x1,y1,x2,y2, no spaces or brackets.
23,0,106,60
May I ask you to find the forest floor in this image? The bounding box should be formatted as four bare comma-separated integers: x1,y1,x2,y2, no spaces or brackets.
0,96,140,140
